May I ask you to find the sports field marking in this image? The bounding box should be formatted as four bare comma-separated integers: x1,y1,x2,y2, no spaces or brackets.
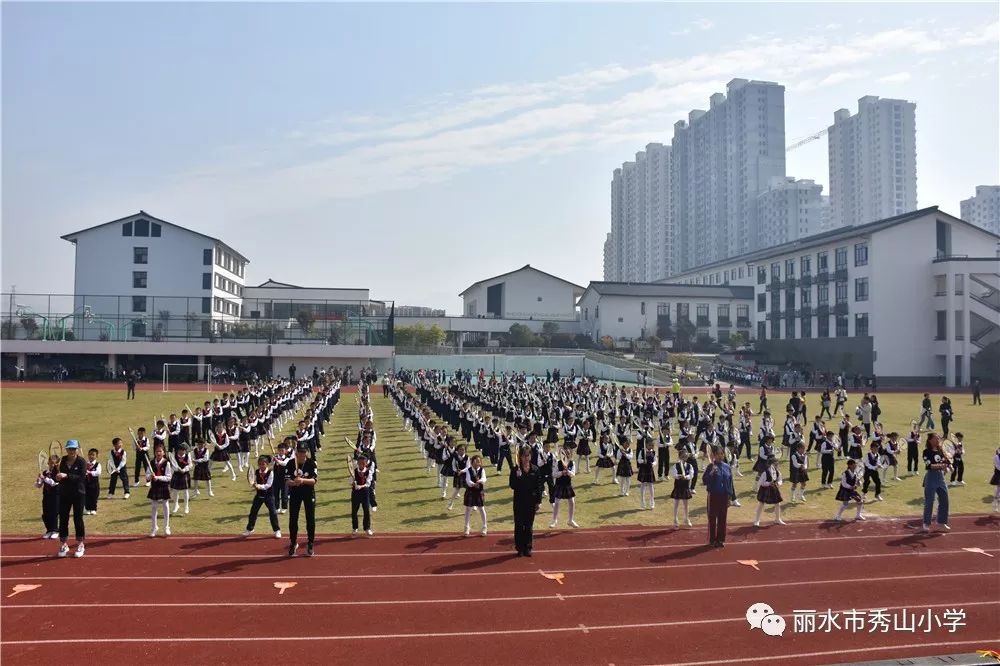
1,529,987,559
3,601,996,645
4,572,995,609
4,547,996,580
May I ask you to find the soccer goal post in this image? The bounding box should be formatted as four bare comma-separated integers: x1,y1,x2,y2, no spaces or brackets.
162,363,213,392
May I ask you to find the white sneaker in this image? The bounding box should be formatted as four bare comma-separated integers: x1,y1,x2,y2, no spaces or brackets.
940,523,951,531
640,503,646,510
149,528,158,537
164,526,171,536
920,524,930,532
893,477,902,482
775,519,787,525
732,500,742,507
194,490,201,497
959,481,966,486
650,502,656,509
57,544,70,558
875,495,883,502
371,506,378,512
856,514,866,521
75,543,85,558
549,521,557,528
40,531,51,539
833,516,843,522
365,529,374,536
352,529,358,535
242,529,253,537
124,493,130,499
673,521,679,528
480,528,488,537
799,496,807,503
447,503,454,511
685,519,693,527
184,507,190,515
568,520,580,528
753,521,761,527
274,531,282,538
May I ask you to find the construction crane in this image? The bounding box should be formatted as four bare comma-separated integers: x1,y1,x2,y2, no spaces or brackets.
786,128,828,152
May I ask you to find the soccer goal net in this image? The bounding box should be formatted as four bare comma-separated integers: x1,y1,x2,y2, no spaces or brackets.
162,363,213,392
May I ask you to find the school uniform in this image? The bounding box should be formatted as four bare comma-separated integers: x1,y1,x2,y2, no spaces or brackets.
107,448,129,496
451,454,469,488
862,451,882,495
669,462,693,500
210,431,231,462
615,445,634,478
133,436,151,484
271,454,288,509
835,470,862,503
193,445,212,482
84,460,101,512
847,433,864,461
191,413,204,441
789,452,809,484
350,464,374,532
755,467,782,504
906,431,921,473
819,438,836,486
37,467,60,534
246,469,280,533
636,447,656,484
509,464,544,556
464,466,486,507
552,461,576,499
147,458,172,501
167,421,181,453
752,443,775,474
170,451,192,491
576,426,593,457
950,443,964,484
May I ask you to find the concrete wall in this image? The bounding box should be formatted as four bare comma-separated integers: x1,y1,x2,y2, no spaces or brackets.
462,269,579,320
578,292,750,342
395,315,582,335
378,354,644,384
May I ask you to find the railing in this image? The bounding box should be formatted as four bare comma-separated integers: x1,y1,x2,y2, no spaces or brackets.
785,277,797,289
834,268,849,281
696,316,711,327
1,292,394,345
736,318,751,329
717,318,731,328
800,274,813,287
816,272,830,284
969,276,1000,311
834,302,849,315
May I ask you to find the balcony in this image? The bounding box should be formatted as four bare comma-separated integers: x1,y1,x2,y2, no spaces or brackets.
816,272,830,284
800,274,813,287
736,317,751,329
834,302,849,315
768,280,781,292
785,277,798,289
696,315,711,327
717,317,731,328
767,310,782,321
834,267,848,281
799,306,812,317
816,304,830,316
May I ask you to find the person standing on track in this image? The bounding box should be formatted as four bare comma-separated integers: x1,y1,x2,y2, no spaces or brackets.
55,440,87,558
287,444,318,556
509,446,544,557
921,433,951,533
702,446,732,548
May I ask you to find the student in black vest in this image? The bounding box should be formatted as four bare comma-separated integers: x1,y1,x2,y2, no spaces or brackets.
242,456,281,539
509,446,544,557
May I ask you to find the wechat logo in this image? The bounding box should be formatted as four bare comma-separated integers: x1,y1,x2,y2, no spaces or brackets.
746,602,786,637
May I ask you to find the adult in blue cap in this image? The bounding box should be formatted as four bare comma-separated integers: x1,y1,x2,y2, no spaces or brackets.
55,439,87,558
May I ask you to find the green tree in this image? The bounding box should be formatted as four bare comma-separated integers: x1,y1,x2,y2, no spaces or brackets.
672,318,696,352
20,316,38,339
295,309,316,334
508,323,540,347
729,331,748,348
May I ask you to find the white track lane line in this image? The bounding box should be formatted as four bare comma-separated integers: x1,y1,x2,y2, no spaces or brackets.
2,601,996,645
2,530,990,559
2,572,995,609
3,547,997,580
644,639,1000,666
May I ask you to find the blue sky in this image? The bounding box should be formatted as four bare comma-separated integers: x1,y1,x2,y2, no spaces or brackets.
3,2,998,313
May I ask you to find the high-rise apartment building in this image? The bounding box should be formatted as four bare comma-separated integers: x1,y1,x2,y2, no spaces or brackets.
960,185,1000,235
755,177,829,247
828,96,917,229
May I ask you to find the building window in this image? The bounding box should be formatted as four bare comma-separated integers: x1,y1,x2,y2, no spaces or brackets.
739,267,744,279
677,303,689,322
122,222,133,236
800,288,811,306
770,319,780,339
151,222,161,237
955,274,964,296
936,219,952,258
640,302,646,315
737,304,749,323
835,281,848,304
855,278,869,301
717,304,730,320
617,317,624,323
595,306,599,319
215,298,223,313
855,313,869,337
657,302,670,315
202,297,211,314
133,247,148,264
757,267,767,285
818,284,829,307
134,218,150,237
132,271,147,289
800,255,811,276
818,315,829,338
854,243,868,266
202,273,211,290
785,259,795,277
817,251,828,273
757,321,766,340
203,249,213,265
835,316,849,337
770,262,780,279
785,318,795,340
936,311,947,340
584,308,588,321
131,320,146,337
785,291,795,311
801,316,812,338
132,296,146,312
757,293,766,312
835,247,847,270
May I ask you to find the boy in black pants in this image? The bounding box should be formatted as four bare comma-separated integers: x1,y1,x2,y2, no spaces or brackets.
271,441,290,513
107,437,130,499
350,455,374,535
242,456,281,538
656,423,672,479
286,445,318,557
84,448,102,515
862,443,883,501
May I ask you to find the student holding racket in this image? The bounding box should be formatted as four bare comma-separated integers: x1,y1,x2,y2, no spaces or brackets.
242,456,281,539
35,452,61,539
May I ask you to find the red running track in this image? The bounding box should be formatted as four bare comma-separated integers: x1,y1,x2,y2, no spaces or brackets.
2,515,998,665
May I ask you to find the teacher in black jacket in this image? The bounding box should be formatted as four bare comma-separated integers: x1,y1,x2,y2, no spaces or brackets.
55,439,87,558
509,446,544,557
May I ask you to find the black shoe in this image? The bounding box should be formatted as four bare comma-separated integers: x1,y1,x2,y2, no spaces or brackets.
307,543,315,557
288,542,298,557
515,551,524,557
523,550,532,558
717,541,725,548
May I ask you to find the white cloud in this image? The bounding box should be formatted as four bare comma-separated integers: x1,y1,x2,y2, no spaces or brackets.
132,19,999,221
671,17,715,35
878,72,912,84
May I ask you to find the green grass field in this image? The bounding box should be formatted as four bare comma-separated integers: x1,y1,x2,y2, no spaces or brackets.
1,386,997,536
